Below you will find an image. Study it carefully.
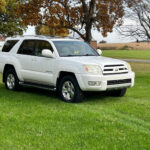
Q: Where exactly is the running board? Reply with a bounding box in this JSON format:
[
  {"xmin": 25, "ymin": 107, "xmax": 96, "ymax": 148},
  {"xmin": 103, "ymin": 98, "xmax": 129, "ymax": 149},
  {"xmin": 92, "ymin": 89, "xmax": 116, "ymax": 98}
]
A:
[{"xmin": 19, "ymin": 82, "xmax": 56, "ymax": 91}]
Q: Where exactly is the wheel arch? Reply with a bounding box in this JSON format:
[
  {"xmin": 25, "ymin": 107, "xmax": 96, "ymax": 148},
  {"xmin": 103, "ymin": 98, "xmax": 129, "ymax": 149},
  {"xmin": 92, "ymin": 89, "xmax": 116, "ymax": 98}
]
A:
[
  {"xmin": 56, "ymin": 71, "xmax": 78, "ymax": 90},
  {"xmin": 3, "ymin": 64, "xmax": 16, "ymax": 82}
]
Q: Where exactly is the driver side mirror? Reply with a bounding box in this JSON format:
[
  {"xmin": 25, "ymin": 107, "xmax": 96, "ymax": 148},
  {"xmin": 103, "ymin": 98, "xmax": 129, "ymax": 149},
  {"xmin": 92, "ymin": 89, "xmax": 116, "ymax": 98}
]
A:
[
  {"xmin": 42, "ymin": 49, "xmax": 54, "ymax": 58},
  {"xmin": 97, "ymin": 49, "xmax": 102, "ymax": 56}
]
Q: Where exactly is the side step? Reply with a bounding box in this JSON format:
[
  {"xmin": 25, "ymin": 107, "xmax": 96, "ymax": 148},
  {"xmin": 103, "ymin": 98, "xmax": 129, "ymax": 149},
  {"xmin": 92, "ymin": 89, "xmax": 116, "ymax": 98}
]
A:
[{"xmin": 19, "ymin": 82, "xmax": 56, "ymax": 91}]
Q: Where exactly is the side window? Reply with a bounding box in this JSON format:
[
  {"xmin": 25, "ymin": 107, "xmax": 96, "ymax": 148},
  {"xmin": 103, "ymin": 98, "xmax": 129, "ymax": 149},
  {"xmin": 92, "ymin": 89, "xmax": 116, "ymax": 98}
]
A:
[
  {"xmin": 2, "ymin": 40, "xmax": 18, "ymax": 52},
  {"xmin": 35, "ymin": 40, "xmax": 53, "ymax": 56},
  {"xmin": 18, "ymin": 40, "xmax": 35, "ymax": 55}
]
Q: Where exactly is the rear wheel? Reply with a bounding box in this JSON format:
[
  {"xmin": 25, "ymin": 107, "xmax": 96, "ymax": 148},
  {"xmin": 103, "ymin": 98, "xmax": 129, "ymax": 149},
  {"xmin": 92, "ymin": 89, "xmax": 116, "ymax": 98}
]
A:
[
  {"xmin": 4, "ymin": 69, "xmax": 20, "ymax": 91},
  {"xmin": 109, "ymin": 88, "xmax": 127, "ymax": 97},
  {"xmin": 58, "ymin": 75, "xmax": 84, "ymax": 103}
]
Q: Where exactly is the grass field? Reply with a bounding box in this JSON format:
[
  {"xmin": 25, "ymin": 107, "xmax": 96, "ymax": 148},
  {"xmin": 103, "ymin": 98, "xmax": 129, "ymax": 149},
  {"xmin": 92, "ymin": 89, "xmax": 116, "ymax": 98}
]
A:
[
  {"xmin": 0, "ymin": 63, "xmax": 150, "ymax": 150},
  {"xmin": 103, "ymin": 50, "xmax": 150, "ymax": 60}
]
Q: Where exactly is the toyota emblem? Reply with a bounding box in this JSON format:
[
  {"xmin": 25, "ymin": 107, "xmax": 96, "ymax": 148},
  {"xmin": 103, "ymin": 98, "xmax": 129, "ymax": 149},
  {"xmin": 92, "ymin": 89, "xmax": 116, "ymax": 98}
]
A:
[{"xmin": 115, "ymin": 68, "xmax": 119, "ymax": 71}]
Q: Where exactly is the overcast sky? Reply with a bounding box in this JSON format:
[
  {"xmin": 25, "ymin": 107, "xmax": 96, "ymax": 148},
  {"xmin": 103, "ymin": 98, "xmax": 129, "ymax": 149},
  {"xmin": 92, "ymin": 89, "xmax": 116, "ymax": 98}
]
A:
[{"xmin": 24, "ymin": 18, "xmax": 135, "ymax": 43}]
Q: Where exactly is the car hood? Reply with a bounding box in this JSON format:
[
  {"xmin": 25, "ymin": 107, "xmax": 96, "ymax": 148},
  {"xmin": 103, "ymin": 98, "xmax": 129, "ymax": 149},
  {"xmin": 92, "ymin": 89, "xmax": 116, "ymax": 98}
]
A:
[{"xmin": 61, "ymin": 56, "xmax": 126, "ymax": 67}]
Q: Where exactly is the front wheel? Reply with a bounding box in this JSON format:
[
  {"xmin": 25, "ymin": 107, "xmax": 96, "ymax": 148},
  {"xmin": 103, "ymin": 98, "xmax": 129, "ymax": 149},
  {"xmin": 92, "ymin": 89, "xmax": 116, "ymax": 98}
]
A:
[
  {"xmin": 58, "ymin": 75, "xmax": 84, "ymax": 103},
  {"xmin": 4, "ymin": 69, "xmax": 20, "ymax": 91},
  {"xmin": 109, "ymin": 88, "xmax": 127, "ymax": 97}
]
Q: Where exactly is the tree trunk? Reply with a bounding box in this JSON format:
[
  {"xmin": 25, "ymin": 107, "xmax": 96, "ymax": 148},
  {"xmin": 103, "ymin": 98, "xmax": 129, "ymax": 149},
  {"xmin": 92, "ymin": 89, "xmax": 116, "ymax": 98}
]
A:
[{"xmin": 85, "ymin": 25, "xmax": 92, "ymax": 43}]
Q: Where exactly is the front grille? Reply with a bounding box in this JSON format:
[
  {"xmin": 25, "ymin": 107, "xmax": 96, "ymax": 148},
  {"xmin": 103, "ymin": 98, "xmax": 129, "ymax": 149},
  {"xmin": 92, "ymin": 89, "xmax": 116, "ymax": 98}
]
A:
[
  {"xmin": 107, "ymin": 79, "xmax": 132, "ymax": 85},
  {"xmin": 105, "ymin": 64, "xmax": 124, "ymax": 67},
  {"xmin": 103, "ymin": 64, "xmax": 128, "ymax": 75}
]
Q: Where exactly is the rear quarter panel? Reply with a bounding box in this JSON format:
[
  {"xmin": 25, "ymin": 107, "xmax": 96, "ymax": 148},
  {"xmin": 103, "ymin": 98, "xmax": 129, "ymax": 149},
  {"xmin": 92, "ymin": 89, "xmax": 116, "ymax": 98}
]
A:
[
  {"xmin": 0, "ymin": 52, "xmax": 5, "ymax": 73},
  {"xmin": 0, "ymin": 52, "xmax": 24, "ymax": 81},
  {"xmin": 0, "ymin": 41, "xmax": 4, "ymax": 51}
]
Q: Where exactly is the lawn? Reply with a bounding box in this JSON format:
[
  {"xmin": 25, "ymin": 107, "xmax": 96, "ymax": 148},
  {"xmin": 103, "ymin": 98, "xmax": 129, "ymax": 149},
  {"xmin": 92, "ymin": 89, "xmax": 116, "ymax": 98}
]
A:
[
  {"xmin": 0, "ymin": 63, "xmax": 150, "ymax": 150},
  {"xmin": 103, "ymin": 50, "xmax": 150, "ymax": 60}
]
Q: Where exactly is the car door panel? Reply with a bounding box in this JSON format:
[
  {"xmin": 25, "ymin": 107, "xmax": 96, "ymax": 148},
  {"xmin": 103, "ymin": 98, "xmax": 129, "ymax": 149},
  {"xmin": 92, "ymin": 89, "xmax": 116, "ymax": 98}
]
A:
[
  {"xmin": 30, "ymin": 56, "xmax": 55, "ymax": 85},
  {"xmin": 17, "ymin": 40, "xmax": 37, "ymax": 82},
  {"xmin": 28, "ymin": 40, "xmax": 55, "ymax": 85}
]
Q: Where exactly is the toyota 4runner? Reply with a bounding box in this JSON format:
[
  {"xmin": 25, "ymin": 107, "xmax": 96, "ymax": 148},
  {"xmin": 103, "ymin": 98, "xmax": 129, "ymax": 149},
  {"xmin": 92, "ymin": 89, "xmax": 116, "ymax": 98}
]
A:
[{"xmin": 0, "ymin": 36, "xmax": 135, "ymax": 103}]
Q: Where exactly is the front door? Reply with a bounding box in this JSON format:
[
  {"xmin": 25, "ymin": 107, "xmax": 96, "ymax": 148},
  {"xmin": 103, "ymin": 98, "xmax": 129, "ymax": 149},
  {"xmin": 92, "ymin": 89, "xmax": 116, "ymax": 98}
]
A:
[{"xmin": 30, "ymin": 40, "xmax": 55, "ymax": 85}]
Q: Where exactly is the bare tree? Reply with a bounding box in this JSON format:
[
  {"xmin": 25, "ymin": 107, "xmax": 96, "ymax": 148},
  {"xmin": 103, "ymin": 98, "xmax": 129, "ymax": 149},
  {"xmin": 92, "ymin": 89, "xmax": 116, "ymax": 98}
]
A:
[{"xmin": 118, "ymin": 0, "xmax": 150, "ymax": 41}]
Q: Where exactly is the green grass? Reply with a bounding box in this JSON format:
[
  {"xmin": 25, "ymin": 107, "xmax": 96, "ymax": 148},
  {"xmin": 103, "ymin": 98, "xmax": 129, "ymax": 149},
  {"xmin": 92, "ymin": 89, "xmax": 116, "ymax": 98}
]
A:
[
  {"xmin": 0, "ymin": 64, "xmax": 150, "ymax": 150},
  {"xmin": 103, "ymin": 50, "xmax": 150, "ymax": 60}
]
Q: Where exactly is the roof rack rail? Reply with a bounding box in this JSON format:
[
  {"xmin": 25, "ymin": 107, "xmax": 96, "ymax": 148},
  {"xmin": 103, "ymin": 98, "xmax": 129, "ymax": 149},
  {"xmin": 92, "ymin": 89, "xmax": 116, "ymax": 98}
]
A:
[
  {"xmin": 36, "ymin": 35, "xmax": 77, "ymax": 39},
  {"xmin": 11, "ymin": 35, "xmax": 46, "ymax": 38},
  {"xmin": 11, "ymin": 35, "xmax": 78, "ymax": 39}
]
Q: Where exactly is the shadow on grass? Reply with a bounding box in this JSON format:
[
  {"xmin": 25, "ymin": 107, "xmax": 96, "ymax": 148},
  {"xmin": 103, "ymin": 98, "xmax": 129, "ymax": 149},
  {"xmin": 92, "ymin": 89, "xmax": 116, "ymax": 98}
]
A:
[
  {"xmin": 0, "ymin": 83, "xmax": 122, "ymax": 104},
  {"xmin": 19, "ymin": 86, "xmax": 61, "ymax": 103},
  {"xmin": 84, "ymin": 91, "xmax": 119, "ymax": 102},
  {"xmin": 22, "ymin": 87, "xmax": 111, "ymax": 103},
  {"xmin": 22, "ymin": 86, "xmax": 58, "ymax": 98},
  {"xmin": 0, "ymin": 84, "xmax": 60, "ymax": 104}
]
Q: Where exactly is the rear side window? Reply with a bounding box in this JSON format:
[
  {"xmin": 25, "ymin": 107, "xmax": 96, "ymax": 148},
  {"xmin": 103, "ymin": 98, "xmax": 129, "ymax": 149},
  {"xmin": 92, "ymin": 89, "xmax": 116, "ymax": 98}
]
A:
[
  {"xmin": 18, "ymin": 40, "xmax": 35, "ymax": 55},
  {"xmin": 35, "ymin": 40, "xmax": 53, "ymax": 56},
  {"xmin": 2, "ymin": 40, "xmax": 18, "ymax": 52}
]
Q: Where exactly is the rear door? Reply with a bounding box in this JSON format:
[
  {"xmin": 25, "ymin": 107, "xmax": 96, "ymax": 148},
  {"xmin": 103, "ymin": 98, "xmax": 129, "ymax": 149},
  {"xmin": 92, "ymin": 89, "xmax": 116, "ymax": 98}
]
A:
[{"xmin": 17, "ymin": 40, "xmax": 36, "ymax": 82}]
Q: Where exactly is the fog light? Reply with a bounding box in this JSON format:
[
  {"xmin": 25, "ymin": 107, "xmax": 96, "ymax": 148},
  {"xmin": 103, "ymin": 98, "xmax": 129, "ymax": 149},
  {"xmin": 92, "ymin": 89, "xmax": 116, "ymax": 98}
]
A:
[{"xmin": 88, "ymin": 81, "xmax": 101, "ymax": 86}]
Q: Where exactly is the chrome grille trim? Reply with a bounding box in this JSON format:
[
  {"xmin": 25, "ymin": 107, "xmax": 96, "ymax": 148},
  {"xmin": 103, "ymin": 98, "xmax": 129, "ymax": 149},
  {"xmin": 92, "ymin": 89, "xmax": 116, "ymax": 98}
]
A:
[{"xmin": 103, "ymin": 64, "xmax": 128, "ymax": 75}]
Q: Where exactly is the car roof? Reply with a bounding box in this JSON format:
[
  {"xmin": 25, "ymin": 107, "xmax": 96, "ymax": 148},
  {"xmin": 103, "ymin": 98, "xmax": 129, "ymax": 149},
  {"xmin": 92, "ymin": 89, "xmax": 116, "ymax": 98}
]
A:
[{"xmin": 5, "ymin": 35, "xmax": 81, "ymax": 42}]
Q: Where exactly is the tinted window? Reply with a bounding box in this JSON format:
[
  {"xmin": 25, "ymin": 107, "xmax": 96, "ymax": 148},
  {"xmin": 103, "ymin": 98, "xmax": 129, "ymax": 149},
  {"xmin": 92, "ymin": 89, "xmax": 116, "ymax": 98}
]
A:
[
  {"xmin": 18, "ymin": 40, "xmax": 35, "ymax": 55},
  {"xmin": 2, "ymin": 40, "xmax": 18, "ymax": 52},
  {"xmin": 35, "ymin": 40, "xmax": 53, "ymax": 56}
]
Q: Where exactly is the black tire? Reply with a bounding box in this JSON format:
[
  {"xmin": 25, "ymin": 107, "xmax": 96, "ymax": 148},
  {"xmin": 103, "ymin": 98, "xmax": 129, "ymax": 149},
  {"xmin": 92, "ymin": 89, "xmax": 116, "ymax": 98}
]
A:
[
  {"xmin": 109, "ymin": 88, "xmax": 127, "ymax": 97},
  {"xmin": 58, "ymin": 75, "xmax": 84, "ymax": 103},
  {"xmin": 4, "ymin": 69, "xmax": 20, "ymax": 91}
]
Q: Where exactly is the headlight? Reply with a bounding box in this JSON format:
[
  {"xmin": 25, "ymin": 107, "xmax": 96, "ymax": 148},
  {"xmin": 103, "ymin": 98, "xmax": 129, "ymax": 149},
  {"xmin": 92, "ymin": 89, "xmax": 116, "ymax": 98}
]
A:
[
  {"xmin": 83, "ymin": 65, "xmax": 101, "ymax": 74},
  {"xmin": 126, "ymin": 63, "xmax": 132, "ymax": 72}
]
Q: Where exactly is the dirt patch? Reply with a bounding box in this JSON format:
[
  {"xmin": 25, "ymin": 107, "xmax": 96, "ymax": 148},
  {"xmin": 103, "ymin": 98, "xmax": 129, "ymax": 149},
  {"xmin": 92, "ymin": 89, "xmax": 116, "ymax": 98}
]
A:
[{"xmin": 98, "ymin": 42, "xmax": 150, "ymax": 50}]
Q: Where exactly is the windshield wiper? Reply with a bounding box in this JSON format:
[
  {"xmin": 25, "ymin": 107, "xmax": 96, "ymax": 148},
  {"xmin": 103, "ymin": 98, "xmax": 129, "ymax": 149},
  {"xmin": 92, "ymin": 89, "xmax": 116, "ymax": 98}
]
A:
[
  {"xmin": 63, "ymin": 55, "xmax": 80, "ymax": 57},
  {"xmin": 82, "ymin": 54, "xmax": 95, "ymax": 56},
  {"xmin": 63, "ymin": 54, "xmax": 95, "ymax": 57}
]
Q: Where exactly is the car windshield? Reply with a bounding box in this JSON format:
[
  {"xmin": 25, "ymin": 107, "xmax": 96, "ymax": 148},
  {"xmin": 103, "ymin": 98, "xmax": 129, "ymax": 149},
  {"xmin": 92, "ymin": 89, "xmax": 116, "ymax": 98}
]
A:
[{"xmin": 53, "ymin": 41, "xmax": 99, "ymax": 57}]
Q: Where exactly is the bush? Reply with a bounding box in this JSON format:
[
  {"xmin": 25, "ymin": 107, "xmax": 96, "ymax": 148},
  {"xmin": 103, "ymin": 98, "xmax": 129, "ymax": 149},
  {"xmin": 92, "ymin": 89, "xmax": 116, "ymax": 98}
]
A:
[
  {"xmin": 98, "ymin": 47, "xmax": 117, "ymax": 50},
  {"xmin": 99, "ymin": 40, "xmax": 107, "ymax": 43},
  {"xmin": 119, "ymin": 45, "xmax": 133, "ymax": 50}
]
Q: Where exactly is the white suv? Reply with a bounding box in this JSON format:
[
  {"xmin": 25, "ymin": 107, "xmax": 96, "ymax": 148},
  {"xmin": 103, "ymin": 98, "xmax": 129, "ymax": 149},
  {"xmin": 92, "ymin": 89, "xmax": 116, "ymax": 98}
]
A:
[{"xmin": 0, "ymin": 36, "xmax": 135, "ymax": 103}]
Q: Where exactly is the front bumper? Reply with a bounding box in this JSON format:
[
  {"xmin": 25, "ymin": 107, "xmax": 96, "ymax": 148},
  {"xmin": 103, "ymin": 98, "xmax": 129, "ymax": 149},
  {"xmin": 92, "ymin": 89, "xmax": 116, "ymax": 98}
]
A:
[{"xmin": 76, "ymin": 72, "xmax": 135, "ymax": 91}]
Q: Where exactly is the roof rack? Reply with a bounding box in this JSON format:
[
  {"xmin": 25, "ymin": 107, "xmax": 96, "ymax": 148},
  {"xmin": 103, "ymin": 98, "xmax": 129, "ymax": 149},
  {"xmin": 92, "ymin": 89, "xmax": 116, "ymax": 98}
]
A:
[
  {"xmin": 11, "ymin": 35, "xmax": 77, "ymax": 39},
  {"xmin": 11, "ymin": 35, "xmax": 46, "ymax": 38}
]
